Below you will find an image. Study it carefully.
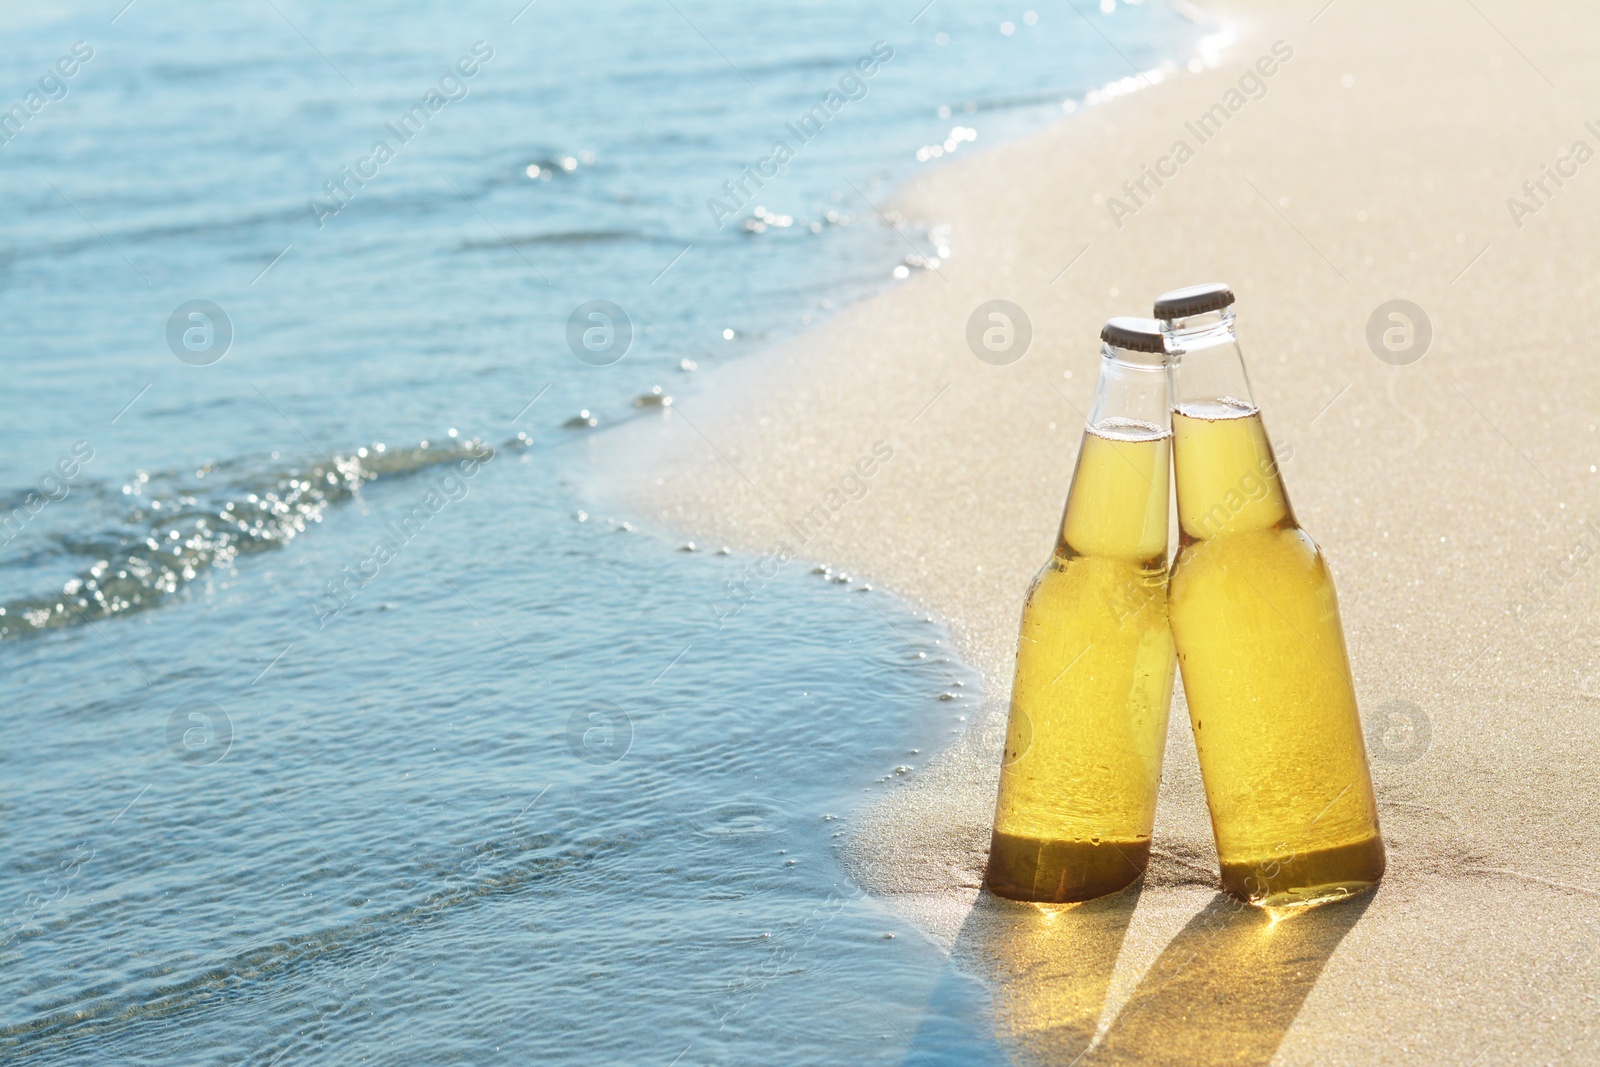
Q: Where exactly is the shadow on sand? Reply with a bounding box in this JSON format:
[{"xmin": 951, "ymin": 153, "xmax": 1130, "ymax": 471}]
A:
[
  {"xmin": 903, "ymin": 885, "xmax": 1143, "ymax": 1065},
  {"xmin": 903, "ymin": 886, "xmax": 1372, "ymax": 1066},
  {"xmin": 1084, "ymin": 891, "xmax": 1372, "ymax": 1066}
]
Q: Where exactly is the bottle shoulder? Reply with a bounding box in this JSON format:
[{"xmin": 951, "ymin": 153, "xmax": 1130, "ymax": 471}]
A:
[{"xmin": 1171, "ymin": 523, "xmax": 1327, "ymax": 578}]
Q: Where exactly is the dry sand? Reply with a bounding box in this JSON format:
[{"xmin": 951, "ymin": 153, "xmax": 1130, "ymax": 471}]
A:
[{"xmin": 591, "ymin": 1, "xmax": 1600, "ymax": 1062}]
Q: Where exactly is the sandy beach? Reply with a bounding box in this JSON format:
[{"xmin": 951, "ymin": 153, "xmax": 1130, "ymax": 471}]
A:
[{"xmin": 593, "ymin": 1, "xmax": 1600, "ymax": 1062}]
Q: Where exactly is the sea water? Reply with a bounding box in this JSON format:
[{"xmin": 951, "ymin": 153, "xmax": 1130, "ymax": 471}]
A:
[{"xmin": 0, "ymin": 2, "xmax": 1203, "ymax": 1060}]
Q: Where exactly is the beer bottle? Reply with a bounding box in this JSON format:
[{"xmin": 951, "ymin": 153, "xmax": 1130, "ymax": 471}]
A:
[
  {"xmin": 986, "ymin": 318, "xmax": 1177, "ymax": 902},
  {"xmin": 1157, "ymin": 283, "xmax": 1385, "ymax": 907}
]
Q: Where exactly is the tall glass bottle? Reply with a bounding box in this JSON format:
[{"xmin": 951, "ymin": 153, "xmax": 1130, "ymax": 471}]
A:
[
  {"xmin": 986, "ymin": 318, "xmax": 1177, "ymax": 903},
  {"xmin": 1156, "ymin": 283, "xmax": 1385, "ymax": 907}
]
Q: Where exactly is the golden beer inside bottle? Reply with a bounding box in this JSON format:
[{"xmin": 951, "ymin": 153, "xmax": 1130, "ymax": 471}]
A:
[
  {"xmin": 987, "ymin": 424, "xmax": 1177, "ymax": 903},
  {"xmin": 1167, "ymin": 404, "xmax": 1384, "ymax": 907}
]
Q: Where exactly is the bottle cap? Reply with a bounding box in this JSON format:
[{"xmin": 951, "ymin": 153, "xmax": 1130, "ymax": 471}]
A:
[
  {"xmin": 1153, "ymin": 282, "xmax": 1235, "ymax": 320},
  {"xmin": 1099, "ymin": 316, "xmax": 1166, "ymax": 353}
]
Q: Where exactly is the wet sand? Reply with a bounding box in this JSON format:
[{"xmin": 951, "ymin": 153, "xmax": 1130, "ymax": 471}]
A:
[{"xmin": 593, "ymin": 1, "xmax": 1600, "ymax": 1062}]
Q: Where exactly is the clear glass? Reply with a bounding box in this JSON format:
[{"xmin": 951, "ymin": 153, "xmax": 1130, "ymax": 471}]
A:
[
  {"xmin": 1162, "ymin": 308, "xmax": 1386, "ymax": 907},
  {"xmin": 986, "ymin": 341, "xmax": 1177, "ymax": 902}
]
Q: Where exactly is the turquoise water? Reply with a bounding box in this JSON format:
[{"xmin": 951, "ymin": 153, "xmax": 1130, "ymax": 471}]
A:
[{"xmin": 1, "ymin": 2, "xmax": 1200, "ymax": 1061}]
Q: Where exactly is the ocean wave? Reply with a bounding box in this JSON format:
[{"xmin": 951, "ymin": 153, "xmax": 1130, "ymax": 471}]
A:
[
  {"xmin": 0, "ymin": 826, "xmax": 567, "ymax": 1052},
  {"xmin": 0, "ymin": 436, "xmax": 502, "ymax": 641},
  {"xmin": 456, "ymin": 228, "xmax": 674, "ymax": 250},
  {"xmin": 7, "ymin": 203, "xmax": 305, "ymax": 262}
]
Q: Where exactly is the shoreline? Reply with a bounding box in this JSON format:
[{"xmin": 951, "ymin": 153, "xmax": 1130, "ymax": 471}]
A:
[{"xmin": 591, "ymin": 1, "xmax": 1600, "ymax": 1062}]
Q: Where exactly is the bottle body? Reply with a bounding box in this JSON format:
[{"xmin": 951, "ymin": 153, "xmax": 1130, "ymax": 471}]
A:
[
  {"xmin": 1165, "ymin": 314, "xmax": 1384, "ymax": 907},
  {"xmin": 987, "ymin": 334, "xmax": 1177, "ymax": 903}
]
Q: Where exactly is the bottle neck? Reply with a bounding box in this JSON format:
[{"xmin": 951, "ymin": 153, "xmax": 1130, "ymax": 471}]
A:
[
  {"xmin": 1163, "ymin": 308, "xmax": 1256, "ymax": 418},
  {"xmin": 1161, "ymin": 312, "xmax": 1295, "ymax": 540},
  {"xmin": 1058, "ymin": 344, "xmax": 1172, "ymax": 563},
  {"xmin": 1086, "ymin": 342, "xmax": 1171, "ymax": 437}
]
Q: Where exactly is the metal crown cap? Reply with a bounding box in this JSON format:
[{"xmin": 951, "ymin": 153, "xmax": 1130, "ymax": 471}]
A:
[
  {"xmin": 1153, "ymin": 282, "xmax": 1235, "ymax": 320},
  {"xmin": 1100, "ymin": 316, "xmax": 1167, "ymax": 354}
]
